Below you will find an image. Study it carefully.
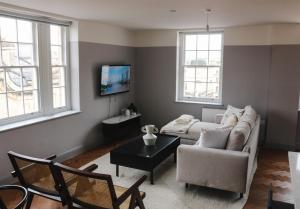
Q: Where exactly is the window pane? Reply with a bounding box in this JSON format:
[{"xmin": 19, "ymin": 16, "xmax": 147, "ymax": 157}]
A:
[
  {"xmin": 52, "ymin": 67, "xmax": 65, "ymax": 87},
  {"xmin": 19, "ymin": 44, "xmax": 34, "ymax": 66},
  {"xmin": 184, "ymin": 67, "xmax": 195, "ymax": 82},
  {"xmin": 184, "ymin": 82, "xmax": 195, "ymax": 97},
  {"xmin": 184, "ymin": 51, "xmax": 196, "ymax": 65},
  {"xmin": 0, "ymin": 93, "xmax": 7, "ymax": 119},
  {"xmin": 208, "ymin": 67, "xmax": 220, "ymax": 83},
  {"xmin": 185, "ymin": 35, "xmax": 197, "ymax": 50},
  {"xmin": 22, "ymin": 68, "xmax": 38, "ymax": 90},
  {"xmin": 17, "ymin": 20, "xmax": 33, "ymax": 43},
  {"xmin": 195, "ymin": 83, "xmax": 207, "ymax": 98},
  {"xmin": 51, "ymin": 45, "xmax": 63, "ymax": 65},
  {"xmin": 209, "ymin": 51, "xmax": 221, "ymax": 66},
  {"xmin": 196, "ymin": 67, "xmax": 207, "ymax": 82},
  {"xmin": 24, "ymin": 90, "xmax": 39, "ymax": 114},
  {"xmin": 6, "ymin": 68, "xmax": 22, "ymax": 92},
  {"xmin": 207, "ymin": 83, "xmax": 219, "ymax": 99},
  {"xmin": 50, "ymin": 25, "xmax": 62, "ymax": 45},
  {"xmin": 0, "ymin": 69, "xmax": 5, "ymax": 93},
  {"xmin": 196, "ymin": 51, "xmax": 208, "ymax": 65},
  {"xmin": 0, "ymin": 17, "xmax": 17, "ymax": 42},
  {"xmin": 7, "ymin": 91, "xmax": 23, "ymax": 117},
  {"xmin": 197, "ymin": 34, "xmax": 209, "ymax": 50},
  {"xmin": 209, "ymin": 34, "xmax": 222, "ymax": 50},
  {"xmin": 53, "ymin": 87, "xmax": 66, "ymax": 108},
  {"xmin": 2, "ymin": 42, "xmax": 18, "ymax": 66}
]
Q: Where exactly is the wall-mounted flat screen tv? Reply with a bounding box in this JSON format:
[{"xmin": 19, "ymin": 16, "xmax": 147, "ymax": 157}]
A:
[{"xmin": 100, "ymin": 65, "xmax": 131, "ymax": 96}]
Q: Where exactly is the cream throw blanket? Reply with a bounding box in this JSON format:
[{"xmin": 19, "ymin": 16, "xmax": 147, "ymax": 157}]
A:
[{"xmin": 160, "ymin": 118, "xmax": 199, "ymax": 134}]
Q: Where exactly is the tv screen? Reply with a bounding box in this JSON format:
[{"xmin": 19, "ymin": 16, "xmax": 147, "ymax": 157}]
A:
[{"xmin": 100, "ymin": 65, "xmax": 131, "ymax": 96}]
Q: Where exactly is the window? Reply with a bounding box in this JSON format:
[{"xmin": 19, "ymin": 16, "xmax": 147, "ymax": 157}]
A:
[
  {"xmin": 0, "ymin": 15, "xmax": 71, "ymax": 125},
  {"xmin": 176, "ymin": 31, "xmax": 224, "ymax": 104}
]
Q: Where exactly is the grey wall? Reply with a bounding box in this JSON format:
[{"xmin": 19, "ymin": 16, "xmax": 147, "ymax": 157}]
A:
[
  {"xmin": 135, "ymin": 47, "xmax": 216, "ymax": 127},
  {"xmin": 297, "ymin": 112, "xmax": 300, "ymax": 150},
  {"xmin": 135, "ymin": 45, "xmax": 300, "ymax": 149},
  {"xmin": 0, "ymin": 42, "xmax": 136, "ymax": 182},
  {"xmin": 266, "ymin": 45, "xmax": 300, "ymax": 148}
]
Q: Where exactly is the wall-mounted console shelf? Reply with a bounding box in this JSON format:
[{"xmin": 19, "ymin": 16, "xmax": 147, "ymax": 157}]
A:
[{"xmin": 102, "ymin": 114, "xmax": 141, "ymax": 139}]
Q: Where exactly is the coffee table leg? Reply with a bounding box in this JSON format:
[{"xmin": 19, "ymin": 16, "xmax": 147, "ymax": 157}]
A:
[
  {"xmin": 150, "ymin": 170, "xmax": 154, "ymax": 185},
  {"xmin": 116, "ymin": 165, "xmax": 119, "ymax": 177}
]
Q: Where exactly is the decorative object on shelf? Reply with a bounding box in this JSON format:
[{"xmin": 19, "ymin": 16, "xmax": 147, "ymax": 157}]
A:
[
  {"xmin": 141, "ymin": 125, "xmax": 159, "ymax": 146},
  {"xmin": 125, "ymin": 109, "xmax": 131, "ymax": 116},
  {"xmin": 128, "ymin": 103, "xmax": 138, "ymax": 113}
]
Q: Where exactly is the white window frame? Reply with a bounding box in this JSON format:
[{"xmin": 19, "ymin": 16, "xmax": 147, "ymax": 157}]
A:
[
  {"xmin": 176, "ymin": 30, "xmax": 224, "ymax": 105},
  {"xmin": 0, "ymin": 16, "xmax": 72, "ymax": 126}
]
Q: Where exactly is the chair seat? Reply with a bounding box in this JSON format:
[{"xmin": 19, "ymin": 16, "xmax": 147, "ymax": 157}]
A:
[
  {"xmin": 115, "ymin": 185, "xmax": 145, "ymax": 209},
  {"xmin": 69, "ymin": 180, "xmax": 145, "ymax": 209}
]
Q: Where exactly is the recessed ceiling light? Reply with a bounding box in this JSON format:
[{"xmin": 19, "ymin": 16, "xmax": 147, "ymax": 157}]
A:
[{"xmin": 170, "ymin": 9, "xmax": 177, "ymax": 13}]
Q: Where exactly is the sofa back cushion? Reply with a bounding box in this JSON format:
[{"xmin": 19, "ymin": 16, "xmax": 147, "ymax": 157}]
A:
[
  {"xmin": 221, "ymin": 105, "xmax": 244, "ymax": 124},
  {"xmin": 197, "ymin": 127, "xmax": 232, "ymax": 149},
  {"xmin": 240, "ymin": 105, "xmax": 257, "ymax": 129},
  {"xmin": 226, "ymin": 121, "xmax": 251, "ymax": 151},
  {"xmin": 222, "ymin": 114, "xmax": 238, "ymax": 128}
]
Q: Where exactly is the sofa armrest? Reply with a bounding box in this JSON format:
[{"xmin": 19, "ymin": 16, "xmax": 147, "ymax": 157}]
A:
[
  {"xmin": 176, "ymin": 145, "xmax": 249, "ymax": 193},
  {"xmin": 215, "ymin": 114, "xmax": 224, "ymax": 124}
]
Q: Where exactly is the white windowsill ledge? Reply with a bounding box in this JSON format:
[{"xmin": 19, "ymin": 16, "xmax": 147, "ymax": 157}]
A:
[
  {"xmin": 175, "ymin": 99, "xmax": 224, "ymax": 106},
  {"xmin": 0, "ymin": 110, "xmax": 82, "ymax": 133}
]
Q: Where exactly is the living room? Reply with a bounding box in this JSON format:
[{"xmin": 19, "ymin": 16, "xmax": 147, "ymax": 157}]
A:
[{"xmin": 0, "ymin": 1, "xmax": 299, "ymax": 209}]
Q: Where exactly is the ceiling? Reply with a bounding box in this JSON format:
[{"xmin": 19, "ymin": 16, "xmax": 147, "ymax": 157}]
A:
[{"xmin": 1, "ymin": 0, "xmax": 300, "ymax": 29}]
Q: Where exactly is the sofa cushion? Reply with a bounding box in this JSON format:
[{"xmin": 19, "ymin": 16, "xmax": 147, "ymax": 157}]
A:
[
  {"xmin": 197, "ymin": 127, "xmax": 232, "ymax": 149},
  {"xmin": 221, "ymin": 105, "xmax": 245, "ymax": 124},
  {"xmin": 240, "ymin": 105, "xmax": 257, "ymax": 129},
  {"xmin": 173, "ymin": 121, "xmax": 222, "ymax": 141},
  {"xmin": 226, "ymin": 121, "xmax": 251, "ymax": 151},
  {"xmin": 222, "ymin": 114, "xmax": 238, "ymax": 128}
]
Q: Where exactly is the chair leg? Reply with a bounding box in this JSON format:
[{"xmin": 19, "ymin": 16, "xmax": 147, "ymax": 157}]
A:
[
  {"xmin": 128, "ymin": 191, "xmax": 137, "ymax": 209},
  {"xmin": 135, "ymin": 191, "xmax": 145, "ymax": 209},
  {"xmin": 25, "ymin": 192, "xmax": 34, "ymax": 209}
]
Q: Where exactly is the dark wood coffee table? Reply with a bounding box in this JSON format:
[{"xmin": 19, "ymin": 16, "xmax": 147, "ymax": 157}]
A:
[{"xmin": 110, "ymin": 134, "xmax": 180, "ymax": 184}]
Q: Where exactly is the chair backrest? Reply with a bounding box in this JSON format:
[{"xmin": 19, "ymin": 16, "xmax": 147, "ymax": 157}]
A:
[
  {"xmin": 54, "ymin": 162, "xmax": 118, "ymax": 209},
  {"xmin": 0, "ymin": 185, "xmax": 28, "ymax": 209},
  {"xmin": 7, "ymin": 151, "xmax": 59, "ymax": 197}
]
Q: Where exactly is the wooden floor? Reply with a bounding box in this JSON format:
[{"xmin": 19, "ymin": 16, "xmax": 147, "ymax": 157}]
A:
[{"xmin": 5, "ymin": 140, "xmax": 293, "ymax": 209}]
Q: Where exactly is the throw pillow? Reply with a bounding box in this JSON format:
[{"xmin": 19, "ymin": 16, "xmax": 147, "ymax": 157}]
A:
[
  {"xmin": 221, "ymin": 105, "xmax": 245, "ymax": 124},
  {"xmin": 197, "ymin": 127, "xmax": 232, "ymax": 149},
  {"xmin": 222, "ymin": 114, "xmax": 238, "ymax": 128},
  {"xmin": 240, "ymin": 105, "xmax": 257, "ymax": 129},
  {"xmin": 226, "ymin": 121, "xmax": 251, "ymax": 151}
]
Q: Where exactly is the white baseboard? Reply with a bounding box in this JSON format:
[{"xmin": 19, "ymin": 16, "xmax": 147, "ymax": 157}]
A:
[{"xmin": 0, "ymin": 144, "xmax": 90, "ymax": 184}]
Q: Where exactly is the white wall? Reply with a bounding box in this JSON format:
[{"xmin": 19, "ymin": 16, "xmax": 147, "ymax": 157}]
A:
[
  {"xmin": 134, "ymin": 24, "xmax": 300, "ymax": 47},
  {"xmin": 78, "ymin": 20, "xmax": 136, "ymax": 46}
]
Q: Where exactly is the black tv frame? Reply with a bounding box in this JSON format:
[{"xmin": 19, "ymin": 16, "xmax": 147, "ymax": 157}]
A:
[{"xmin": 99, "ymin": 64, "xmax": 131, "ymax": 96}]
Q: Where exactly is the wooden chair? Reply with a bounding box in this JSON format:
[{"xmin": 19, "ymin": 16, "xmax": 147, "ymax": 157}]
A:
[
  {"xmin": 267, "ymin": 184, "xmax": 294, "ymax": 209},
  {"xmin": 54, "ymin": 162, "xmax": 147, "ymax": 209},
  {"xmin": 7, "ymin": 151, "xmax": 98, "ymax": 209},
  {"xmin": 0, "ymin": 185, "xmax": 28, "ymax": 209}
]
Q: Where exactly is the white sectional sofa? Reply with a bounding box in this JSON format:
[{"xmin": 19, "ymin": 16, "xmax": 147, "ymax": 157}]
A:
[{"xmin": 161, "ymin": 106, "xmax": 260, "ymax": 196}]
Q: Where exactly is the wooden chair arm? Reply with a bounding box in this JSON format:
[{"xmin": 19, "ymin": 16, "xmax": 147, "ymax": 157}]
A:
[
  {"xmin": 64, "ymin": 164, "xmax": 99, "ymax": 186},
  {"xmin": 11, "ymin": 154, "xmax": 57, "ymax": 177},
  {"xmin": 116, "ymin": 175, "xmax": 147, "ymax": 205},
  {"xmin": 82, "ymin": 164, "xmax": 98, "ymax": 172}
]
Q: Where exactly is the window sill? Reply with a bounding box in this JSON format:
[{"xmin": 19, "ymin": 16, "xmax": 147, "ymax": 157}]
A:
[
  {"xmin": 175, "ymin": 99, "xmax": 224, "ymax": 106},
  {"xmin": 0, "ymin": 110, "xmax": 82, "ymax": 133}
]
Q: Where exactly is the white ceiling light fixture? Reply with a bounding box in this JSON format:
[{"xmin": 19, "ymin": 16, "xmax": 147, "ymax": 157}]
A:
[{"xmin": 205, "ymin": 9, "xmax": 212, "ymax": 32}]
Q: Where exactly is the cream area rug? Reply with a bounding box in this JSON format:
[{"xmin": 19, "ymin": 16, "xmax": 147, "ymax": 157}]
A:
[{"xmin": 82, "ymin": 153, "xmax": 256, "ymax": 209}]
